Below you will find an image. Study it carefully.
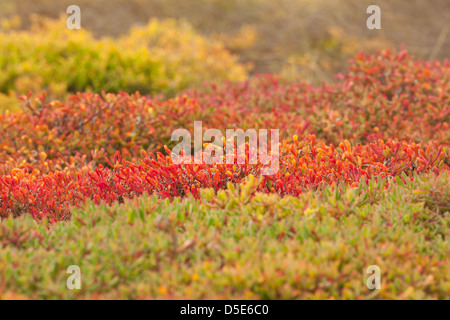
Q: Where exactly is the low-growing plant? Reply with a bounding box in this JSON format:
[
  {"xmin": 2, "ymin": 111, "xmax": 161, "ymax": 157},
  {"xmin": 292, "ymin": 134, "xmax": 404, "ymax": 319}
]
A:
[
  {"xmin": 0, "ymin": 50, "xmax": 448, "ymax": 170},
  {"xmin": 0, "ymin": 133, "xmax": 447, "ymax": 222}
]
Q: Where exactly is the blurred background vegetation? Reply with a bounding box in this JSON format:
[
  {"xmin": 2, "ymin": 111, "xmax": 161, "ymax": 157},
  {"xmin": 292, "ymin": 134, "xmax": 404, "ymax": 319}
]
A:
[
  {"xmin": 0, "ymin": 16, "xmax": 247, "ymax": 99},
  {"xmin": 1, "ymin": 0, "xmax": 448, "ymax": 80}
]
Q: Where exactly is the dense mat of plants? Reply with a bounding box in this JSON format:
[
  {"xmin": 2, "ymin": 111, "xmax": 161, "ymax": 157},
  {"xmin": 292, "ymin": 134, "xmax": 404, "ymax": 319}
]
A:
[
  {"xmin": 0, "ymin": 173, "xmax": 448, "ymax": 299},
  {"xmin": 0, "ymin": 49, "xmax": 449, "ymax": 299},
  {"xmin": 0, "ymin": 17, "xmax": 247, "ymax": 111},
  {"xmin": 0, "ymin": 134, "xmax": 447, "ymax": 222},
  {"xmin": 0, "ymin": 50, "xmax": 448, "ymax": 223}
]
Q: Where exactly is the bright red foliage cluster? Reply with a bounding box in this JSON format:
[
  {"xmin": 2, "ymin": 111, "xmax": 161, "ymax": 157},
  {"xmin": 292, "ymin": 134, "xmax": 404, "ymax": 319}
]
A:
[
  {"xmin": 1, "ymin": 134, "xmax": 448, "ymax": 222},
  {"xmin": 0, "ymin": 49, "xmax": 449, "ymax": 222}
]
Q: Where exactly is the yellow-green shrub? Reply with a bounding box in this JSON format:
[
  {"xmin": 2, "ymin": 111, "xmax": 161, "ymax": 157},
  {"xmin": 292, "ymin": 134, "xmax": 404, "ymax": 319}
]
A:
[
  {"xmin": 0, "ymin": 16, "xmax": 248, "ymax": 112},
  {"xmin": 123, "ymin": 19, "xmax": 249, "ymax": 96}
]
